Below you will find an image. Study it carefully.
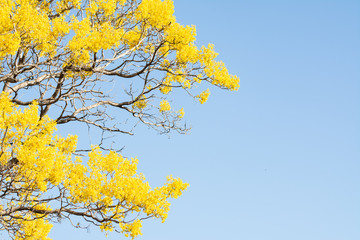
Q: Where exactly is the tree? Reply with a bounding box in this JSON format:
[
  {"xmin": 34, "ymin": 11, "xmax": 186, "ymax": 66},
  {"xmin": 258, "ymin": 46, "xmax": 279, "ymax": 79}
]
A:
[{"xmin": 0, "ymin": 0, "xmax": 239, "ymax": 239}]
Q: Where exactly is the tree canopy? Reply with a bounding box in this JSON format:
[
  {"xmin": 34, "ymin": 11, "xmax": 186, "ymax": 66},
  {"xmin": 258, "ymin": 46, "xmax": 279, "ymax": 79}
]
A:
[{"xmin": 0, "ymin": 0, "xmax": 239, "ymax": 239}]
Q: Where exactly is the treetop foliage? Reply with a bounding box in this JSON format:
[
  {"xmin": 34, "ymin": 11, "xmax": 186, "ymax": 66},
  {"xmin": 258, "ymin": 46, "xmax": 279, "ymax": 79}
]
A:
[{"xmin": 0, "ymin": 0, "xmax": 239, "ymax": 135}]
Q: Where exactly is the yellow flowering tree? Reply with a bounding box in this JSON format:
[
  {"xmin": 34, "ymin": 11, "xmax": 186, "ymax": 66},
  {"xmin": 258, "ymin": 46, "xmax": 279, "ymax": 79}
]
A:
[{"xmin": 0, "ymin": 0, "xmax": 239, "ymax": 239}]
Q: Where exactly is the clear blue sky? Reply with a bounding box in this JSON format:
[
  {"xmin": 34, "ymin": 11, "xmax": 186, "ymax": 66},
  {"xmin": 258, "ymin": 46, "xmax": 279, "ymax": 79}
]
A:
[{"xmin": 49, "ymin": 0, "xmax": 360, "ymax": 239}]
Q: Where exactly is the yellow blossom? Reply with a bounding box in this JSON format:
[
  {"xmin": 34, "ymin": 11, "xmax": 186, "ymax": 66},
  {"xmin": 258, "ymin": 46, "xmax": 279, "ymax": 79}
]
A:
[
  {"xmin": 159, "ymin": 100, "xmax": 171, "ymax": 112},
  {"xmin": 197, "ymin": 89, "xmax": 210, "ymax": 104},
  {"xmin": 178, "ymin": 108, "xmax": 185, "ymax": 118}
]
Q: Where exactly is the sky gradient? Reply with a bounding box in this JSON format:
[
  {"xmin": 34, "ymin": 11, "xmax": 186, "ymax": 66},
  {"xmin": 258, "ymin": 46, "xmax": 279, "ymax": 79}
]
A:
[{"xmin": 48, "ymin": 1, "xmax": 360, "ymax": 239}]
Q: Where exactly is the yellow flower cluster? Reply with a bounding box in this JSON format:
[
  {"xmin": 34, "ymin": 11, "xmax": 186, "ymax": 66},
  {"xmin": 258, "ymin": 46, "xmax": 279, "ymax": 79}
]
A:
[
  {"xmin": 0, "ymin": 93, "xmax": 188, "ymax": 239},
  {"xmin": 160, "ymin": 69, "xmax": 189, "ymax": 94},
  {"xmin": 200, "ymin": 45, "xmax": 239, "ymax": 90},
  {"xmin": 15, "ymin": 217, "xmax": 52, "ymax": 240},
  {"xmin": 68, "ymin": 18, "xmax": 124, "ymax": 65},
  {"xmin": 159, "ymin": 100, "xmax": 171, "ymax": 112},
  {"xmin": 0, "ymin": 93, "xmax": 73, "ymax": 192},
  {"xmin": 86, "ymin": 0, "xmax": 119, "ymax": 16},
  {"xmin": 123, "ymin": 26, "xmax": 142, "ymax": 49},
  {"xmin": 0, "ymin": 0, "xmax": 20, "ymax": 56},
  {"xmin": 197, "ymin": 89, "xmax": 210, "ymax": 104},
  {"xmin": 133, "ymin": 95, "xmax": 148, "ymax": 110},
  {"xmin": 136, "ymin": 0, "xmax": 175, "ymax": 29},
  {"xmin": 178, "ymin": 108, "xmax": 185, "ymax": 118},
  {"xmin": 120, "ymin": 219, "xmax": 142, "ymax": 238},
  {"xmin": 159, "ymin": 77, "xmax": 173, "ymax": 94},
  {"xmin": 0, "ymin": 0, "xmax": 73, "ymax": 57}
]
